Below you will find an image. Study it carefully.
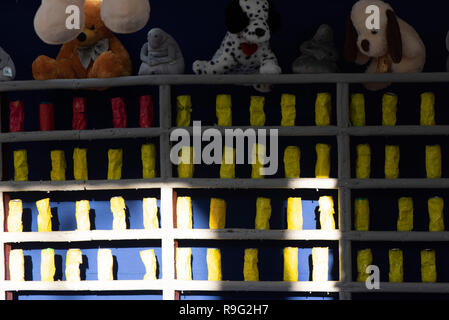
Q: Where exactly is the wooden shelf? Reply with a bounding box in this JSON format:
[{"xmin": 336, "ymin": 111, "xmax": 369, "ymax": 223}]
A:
[
  {"xmin": 1, "ymin": 73, "xmax": 449, "ymax": 93},
  {"xmin": 0, "ymin": 128, "xmax": 163, "ymax": 143},
  {"xmin": 0, "ymin": 230, "xmax": 164, "ymax": 243},
  {"xmin": 0, "ymin": 178, "xmax": 340, "ymax": 192},
  {"xmin": 1, "ymin": 280, "xmax": 163, "ymax": 292},
  {"xmin": 347, "ymin": 231, "xmax": 449, "ymax": 242},
  {"xmin": 173, "ymin": 229, "xmax": 341, "ymax": 241}
]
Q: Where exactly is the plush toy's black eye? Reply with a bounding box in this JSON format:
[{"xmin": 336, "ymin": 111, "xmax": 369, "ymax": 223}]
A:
[
  {"xmin": 371, "ymin": 29, "xmax": 378, "ymax": 35},
  {"xmin": 89, "ymin": 25, "xmax": 95, "ymax": 30}
]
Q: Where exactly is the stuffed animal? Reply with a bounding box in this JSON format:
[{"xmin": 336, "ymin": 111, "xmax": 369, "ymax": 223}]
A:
[
  {"xmin": 32, "ymin": 0, "xmax": 132, "ymax": 80},
  {"xmin": 0, "ymin": 47, "xmax": 15, "ymax": 81},
  {"xmin": 192, "ymin": 0, "xmax": 281, "ymax": 92},
  {"xmin": 34, "ymin": 0, "xmax": 150, "ymax": 45},
  {"xmin": 344, "ymin": 0, "xmax": 426, "ymax": 91},
  {"xmin": 292, "ymin": 24, "xmax": 339, "ymax": 74},
  {"xmin": 139, "ymin": 28, "xmax": 185, "ymax": 75}
]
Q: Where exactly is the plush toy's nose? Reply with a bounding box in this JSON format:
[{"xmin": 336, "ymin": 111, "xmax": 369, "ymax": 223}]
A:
[
  {"xmin": 361, "ymin": 39, "xmax": 370, "ymax": 52},
  {"xmin": 255, "ymin": 28, "xmax": 266, "ymax": 37},
  {"xmin": 77, "ymin": 32, "xmax": 87, "ymax": 42}
]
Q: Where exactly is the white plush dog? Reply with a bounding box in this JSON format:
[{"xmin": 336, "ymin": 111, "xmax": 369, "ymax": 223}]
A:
[
  {"xmin": 345, "ymin": 0, "xmax": 426, "ymax": 91},
  {"xmin": 193, "ymin": 0, "xmax": 281, "ymax": 92}
]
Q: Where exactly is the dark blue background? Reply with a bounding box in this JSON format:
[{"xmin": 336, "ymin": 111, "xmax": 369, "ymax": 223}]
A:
[{"xmin": 1, "ymin": 0, "xmax": 449, "ymax": 300}]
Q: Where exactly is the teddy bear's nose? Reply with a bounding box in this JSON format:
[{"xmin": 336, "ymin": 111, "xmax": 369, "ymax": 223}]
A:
[
  {"xmin": 361, "ymin": 39, "xmax": 370, "ymax": 52},
  {"xmin": 77, "ymin": 32, "xmax": 87, "ymax": 42}
]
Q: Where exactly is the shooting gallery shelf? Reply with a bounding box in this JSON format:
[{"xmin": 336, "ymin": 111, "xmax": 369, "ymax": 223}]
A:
[
  {"xmin": 1, "ymin": 73, "xmax": 449, "ymax": 92},
  {"xmin": 2, "ymin": 125, "xmax": 449, "ymax": 143},
  {"xmin": 1, "ymin": 178, "xmax": 449, "ymax": 192},
  {"xmin": 5, "ymin": 280, "xmax": 449, "ymax": 294},
  {"xmin": 0, "ymin": 229, "xmax": 342, "ymax": 243},
  {"xmin": 0, "ymin": 128, "xmax": 164, "ymax": 143},
  {"xmin": 2, "ymin": 71, "xmax": 449, "ymax": 301},
  {"xmin": 0, "ymin": 178, "xmax": 340, "ymax": 192}
]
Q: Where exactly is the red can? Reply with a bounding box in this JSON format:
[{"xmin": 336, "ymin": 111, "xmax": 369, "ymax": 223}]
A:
[
  {"xmin": 39, "ymin": 103, "xmax": 55, "ymax": 131},
  {"xmin": 73, "ymin": 97, "xmax": 87, "ymax": 130},
  {"xmin": 9, "ymin": 100, "xmax": 25, "ymax": 132},
  {"xmin": 111, "ymin": 97, "xmax": 127, "ymax": 128},
  {"xmin": 140, "ymin": 95, "xmax": 154, "ymax": 128}
]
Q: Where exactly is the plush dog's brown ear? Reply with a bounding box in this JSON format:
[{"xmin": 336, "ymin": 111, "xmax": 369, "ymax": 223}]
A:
[
  {"xmin": 344, "ymin": 15, "xmax": 358, "ymax": 62},
  {"xmin": 386, "ymin": 9, "xmax": 403, "ymax": 64}
]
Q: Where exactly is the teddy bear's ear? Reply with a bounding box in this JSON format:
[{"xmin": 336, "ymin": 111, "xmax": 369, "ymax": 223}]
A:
[
  {"xmin": 101, "ymin": 0, "xmax": 150, "ymax": 34},
  {"xmin": 34, "ymin": 0, "xmax": 86, "ymax": 45}
]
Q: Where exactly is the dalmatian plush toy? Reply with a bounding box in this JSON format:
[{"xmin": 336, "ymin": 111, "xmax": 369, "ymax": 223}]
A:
[{"xmin": 192, "ymin": 0, "xmax": 281, "ymax": 92}]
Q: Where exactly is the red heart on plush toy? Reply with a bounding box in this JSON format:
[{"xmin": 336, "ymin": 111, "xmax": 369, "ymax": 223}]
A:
[{"xmin": 241, "ymin": 43, "xmax": 258, "ymax": 57}]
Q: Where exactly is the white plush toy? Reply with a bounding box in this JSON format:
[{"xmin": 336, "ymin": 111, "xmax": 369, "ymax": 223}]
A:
[
  {"xmin": 192, "ymin": 0, "xmax": 281, "ymax": 92},
  {"xmin": 139, "ymin": 28, "xmax": 184, "ymax": 75},
  {"xmin": 34, "ymin": 0, "xmax": 150, "ymax": 45},
  {"xmin": 345, "ymin": 0, "xmax": 426, "ymax": 91}
]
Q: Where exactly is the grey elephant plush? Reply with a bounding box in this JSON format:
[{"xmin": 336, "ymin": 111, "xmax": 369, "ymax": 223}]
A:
[
  {"xmin": 0, "ymin": 47, "xmax": 15, "ymax": 81},
  {"xmin": 138, "ymin": 28, "xmax": 185, "ymax": 75},
  {"xmin": 292, "ymin": 24, "xmax": 339, "ymax": 74}
]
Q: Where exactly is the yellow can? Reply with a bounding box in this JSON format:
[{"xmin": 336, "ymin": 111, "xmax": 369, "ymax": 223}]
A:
[
  {"xmin": 207, "ymin": 248, "xmax": 222, "ymax": 281},
  {"xmin": 356, "ymin": 144, "xmax": 371, "ymax": 179},
  {"xmin": 73, "ymin": 148, "xmax": 88, "ymax": 180},
  {"xmin": 250, "ymin": 96, "xmax": 266, "ymax": 126},
  {"xmin": 426, "ymin": 145, "xmax": 442, "ymax": 179},
  {"xmin": 216, "ymin": 94, "xmax": 232, "ymax": 126},
  {"xmin": 315, "ymin": 92, "xmax": 332, "ymax": 126},
  {"xmin": 243, "ymin": 249, "xmax": 259, "ymax": 281},
  {"xmin": 176, "ymin": 95, "xmax": 192, "ymax": 127},
  {"xmin": 209, "ymin": 198, "xmax": 226, "ymax": 230},
  {"xmin": 281, "ymin": 94, "xmax": 296, "ymax": 127},
  {"xmin": 107, "ymin": 149, "xmax": 123, "ymax": 180},
  {"xmin": 350, "ymin": 93, "xmax": 366, "ymax": 127},
  {"xmin": 357, "ymin": 249, "xmax": 373, "ymax": 282},
  {"xmin": 14, "ymin": 150, "xmax": 28, "ymax": 181},
  {"xmin": 420, "ymin": 92, "xmax": 436, "ymax": 126},
  {"xmin": 283, "ymin": 146, "xmax": 300, "ymax": 178},
  {"xmin": 385, "ymin": 145, "xmax": 400, "ymax": 179},
  {"xmin": 397, "ymin": 197, "xmax": 413, "ymax": 232},
  {"xmin": 382, "ymin": 93, "xmax": 398, "ymax": 126},
  {"xmin": 255, "ymin": 197, "xmax": 271, "ymax": 230},
  {"xmin": 50, "ymin": 150, "xmax": 66, "ymax": 181}
]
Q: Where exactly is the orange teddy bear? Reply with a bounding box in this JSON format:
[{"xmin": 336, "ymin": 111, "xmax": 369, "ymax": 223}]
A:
[{"xmin": 32, "ymin": 0, "xmax": 132, "ymax": 80}]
